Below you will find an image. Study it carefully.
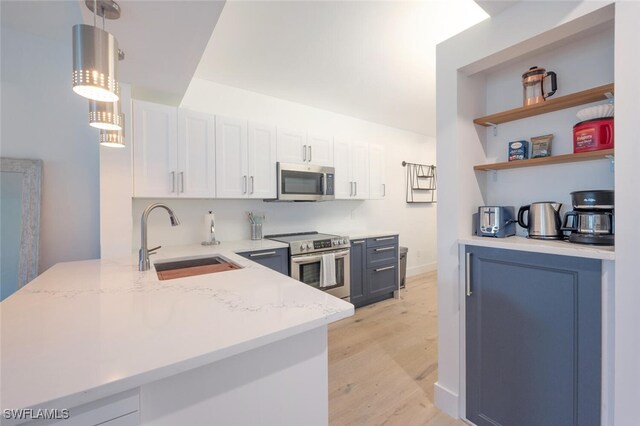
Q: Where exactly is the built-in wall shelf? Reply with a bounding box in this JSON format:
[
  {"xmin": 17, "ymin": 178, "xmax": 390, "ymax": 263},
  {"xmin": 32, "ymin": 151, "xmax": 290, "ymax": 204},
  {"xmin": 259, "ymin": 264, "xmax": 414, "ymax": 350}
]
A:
[
  {"xmin": 474, "ymin": 149, "xmax": 614, "ymax": 171},
  {"xmin": 473, "ymin": 83, "xmax": 614, "ymax": 127}
]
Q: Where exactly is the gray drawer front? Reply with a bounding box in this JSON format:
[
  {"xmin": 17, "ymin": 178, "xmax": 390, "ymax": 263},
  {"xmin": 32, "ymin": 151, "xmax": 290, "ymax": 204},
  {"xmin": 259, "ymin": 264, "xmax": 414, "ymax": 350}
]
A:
[
  {"xmin": 366, "ymin": 235, "xmax": 398, "ymax": 248},
  {"xmin": 238, "ymin": 248, "xmax": 289, "ymax": 275},
  {"xmin": 366, "ymin": 245, "xmax": 398, "ymax": 267},
  {"xmin": 367, "ymin": 264, "xmax": 398, "ymax": 296}
]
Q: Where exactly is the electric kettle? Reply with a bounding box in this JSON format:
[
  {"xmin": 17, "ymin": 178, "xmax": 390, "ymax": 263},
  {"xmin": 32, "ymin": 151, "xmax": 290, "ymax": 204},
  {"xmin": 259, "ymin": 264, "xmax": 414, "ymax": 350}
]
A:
[
  {"xmin": 517, "ymin": 202, "xmax": 563, "ymax": 239},
  {"xmin": 522, "ymin": 66, "xmax": 557, "ymax": 106}
]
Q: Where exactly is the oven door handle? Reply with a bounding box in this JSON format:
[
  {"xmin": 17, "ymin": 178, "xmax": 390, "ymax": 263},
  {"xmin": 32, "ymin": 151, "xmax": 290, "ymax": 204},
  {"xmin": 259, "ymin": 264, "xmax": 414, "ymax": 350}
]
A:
[{"xmin": 290, "ymin": 249, "xmax": 350, "ymax": 264}]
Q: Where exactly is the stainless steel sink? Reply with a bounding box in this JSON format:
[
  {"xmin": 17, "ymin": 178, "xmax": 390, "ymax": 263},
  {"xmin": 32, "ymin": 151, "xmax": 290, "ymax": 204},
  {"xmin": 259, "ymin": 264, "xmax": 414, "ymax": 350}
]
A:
[{"xmin": 154, "ymin": 255, "xmax": 242, "ymax": 280}]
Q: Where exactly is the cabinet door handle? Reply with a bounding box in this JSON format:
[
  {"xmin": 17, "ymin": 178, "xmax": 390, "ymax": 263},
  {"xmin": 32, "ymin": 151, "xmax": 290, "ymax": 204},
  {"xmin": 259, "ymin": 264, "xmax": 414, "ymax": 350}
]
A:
[
  {"xmin": 303, "ymin": 145, "xmax": 307, "ymax": 162},
  {"xmin": 375, "ymin": 236, "xmax": 395, "ymax": 241},
  {"xmin": 308, "ymin": 146, "xmax": 312, "ymax": 162},
  {"xmin": 375, "ymin": 246, "xmax": 395, "ymax": 252},
  {"xmin": 350, "ymin": 181, "xmax": 353, "ymax": 196},
  {"xmin": 170, "ymin": 171, "xmax": 176, "ymax": 193},
  {"xmin": 352, "ymin": 240, "xmax": 364, "ymax": 244},
  {"xmin": 355, "ymin": 181, "xmax": 357, "ymax": 196},
  {"xmin": 180, "ymin": 172, "xmax": 185, "ymax": 193},
  {"xmin": 250, "ymin": 176, "xmax": 254, "ymax": 194},
  {"xmin": 382, "ymin": 183, "xmax": 386, "ymax": 197},
  {"xmin": 249, "ymin": 251, "xmax": 276, "ymax": 257},
  {"xmin": 243, "ymin": 175, "xmax": 247, "ymax": 194},
  {"xmin": 465, "ymin": 252, "xmax": 472, "ymax": 297},
  {"xmin": 375, "ymin": 265, "xmax": 395, "ymax": 272}
]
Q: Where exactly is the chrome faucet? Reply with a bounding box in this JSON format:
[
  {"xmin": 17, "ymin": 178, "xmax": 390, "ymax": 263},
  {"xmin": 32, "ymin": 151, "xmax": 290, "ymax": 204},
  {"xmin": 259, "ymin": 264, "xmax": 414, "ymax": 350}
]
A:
[{"xmin": 139, "ymin": 203, "xmax": 180, "ymax": 271}]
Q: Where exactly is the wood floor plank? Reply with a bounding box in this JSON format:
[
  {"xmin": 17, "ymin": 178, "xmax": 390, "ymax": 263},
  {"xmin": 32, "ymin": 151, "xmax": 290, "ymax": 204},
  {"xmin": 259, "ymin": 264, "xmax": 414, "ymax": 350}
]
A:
[{"xmin": 328, "ymin": 272, "xmax": 465, "ymax": 426}]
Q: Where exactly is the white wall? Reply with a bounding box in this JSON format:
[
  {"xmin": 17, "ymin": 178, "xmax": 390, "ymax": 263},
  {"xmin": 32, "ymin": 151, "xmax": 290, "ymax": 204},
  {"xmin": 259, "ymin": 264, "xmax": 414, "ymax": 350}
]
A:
[
  {"xmin": 1, "ymin": 26, "xmax": 100, "ymax": 273},
  {"xmin": 613, "ymin": 2, "xmax": 640, "ymax": 424},
  {"xmin": 129, "ymin": 79, "xmax": 437, "ymax": 275},
  {"xmin": 435, "ymin": 0, "xmax": 616, "ymax": 418}
]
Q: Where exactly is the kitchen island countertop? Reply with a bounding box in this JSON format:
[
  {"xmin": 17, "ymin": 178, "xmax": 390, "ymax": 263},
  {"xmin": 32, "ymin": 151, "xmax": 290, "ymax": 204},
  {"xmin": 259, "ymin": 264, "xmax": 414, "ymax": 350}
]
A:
[{"xmin": 0, "ymin": 240, "xmax": 353, "ymax": 412}]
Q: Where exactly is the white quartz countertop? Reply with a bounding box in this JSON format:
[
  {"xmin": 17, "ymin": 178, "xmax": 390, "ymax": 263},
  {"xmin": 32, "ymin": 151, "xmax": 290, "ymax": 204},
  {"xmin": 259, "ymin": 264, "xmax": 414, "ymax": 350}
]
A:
[
  {"xmin": 0, "ymin": 240, "xmax": 353, "ymax": 412},
  {"xmin": 337, "ymin": 230, "xmax": 399, "ymax": 241},
  {"xmin": 459, "ymin": 235, "xmax": 615, "ymax": 260}
]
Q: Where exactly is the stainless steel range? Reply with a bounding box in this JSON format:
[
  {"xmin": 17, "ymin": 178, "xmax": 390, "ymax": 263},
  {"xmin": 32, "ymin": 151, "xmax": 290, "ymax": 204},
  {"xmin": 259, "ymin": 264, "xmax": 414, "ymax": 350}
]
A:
[{"xmin": 266, "ymin": 232, "xmax": 350, "ymax": 300}]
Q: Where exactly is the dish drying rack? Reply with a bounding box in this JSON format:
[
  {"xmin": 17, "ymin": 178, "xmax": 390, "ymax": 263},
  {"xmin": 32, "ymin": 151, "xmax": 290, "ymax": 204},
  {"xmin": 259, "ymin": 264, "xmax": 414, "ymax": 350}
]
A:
[{"xmin": 402, "ymin": 161, "xmax": 436, "ymax": 204}]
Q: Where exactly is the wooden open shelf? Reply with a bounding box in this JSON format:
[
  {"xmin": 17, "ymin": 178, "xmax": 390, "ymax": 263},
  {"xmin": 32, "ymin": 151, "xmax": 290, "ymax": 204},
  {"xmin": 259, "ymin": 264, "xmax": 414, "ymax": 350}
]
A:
[
  {"xmin": 473, "ymin": 83, "xmax": 614, "ymax": 127},
  {"xmin": 474, "ymin": 149, "xmax": 614, "ymax": 171}
]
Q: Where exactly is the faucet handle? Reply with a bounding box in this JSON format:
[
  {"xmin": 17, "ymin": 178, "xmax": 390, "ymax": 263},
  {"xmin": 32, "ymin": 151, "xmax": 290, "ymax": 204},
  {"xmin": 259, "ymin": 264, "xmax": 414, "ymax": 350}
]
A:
[{"xmin": 148, "ymin": 245, "xmax": 161, "ymax": 255}]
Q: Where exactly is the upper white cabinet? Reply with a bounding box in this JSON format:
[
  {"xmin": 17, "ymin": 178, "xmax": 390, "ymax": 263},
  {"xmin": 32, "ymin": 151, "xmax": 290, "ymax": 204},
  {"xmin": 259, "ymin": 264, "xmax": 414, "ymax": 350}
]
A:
[
  {"xmin": 334, "ymin": 139, "xmax": 369, "ymax": 200},
  {"xmin": 133, "ymin": 100, "xmax": 178, "ymax": 198},
  {"xmin": 277, "ymin": 128, "xmax": 334, "ymax": 166},
  {"xmin": 216, "ymin": 117, "xmax": 277, "ymax": 199},
  {"xmin": 216, "ymin": 116, "xmax": 248, "ymax": 198},
  {"xmin": 133, "ymin": 101, "xmax": 216, "ymax": 198},
  {"xmin": 368, "ymin": 143, "xmax": 386, "ymax": 199},
  {"xmin": 307, "ymin": 133, "xmax": 334, "ymax": 166},
  {"xmin": 178, "ymin": 110, "xmax": 216, "ymax": 198},
  {"xmin": 277, "ymin": 128, "xmax": 307, "ymax": 164},
  {"xmin": 247, "ymin": 122, "xmax": 277, "ymax": 199}
]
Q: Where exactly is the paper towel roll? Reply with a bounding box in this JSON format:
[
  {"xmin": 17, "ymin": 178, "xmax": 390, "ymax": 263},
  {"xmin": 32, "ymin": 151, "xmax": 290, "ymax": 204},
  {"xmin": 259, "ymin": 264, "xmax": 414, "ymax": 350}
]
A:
[{"xmin": 204, "ymin": 212, "xmax": 215, "ymax": 242}]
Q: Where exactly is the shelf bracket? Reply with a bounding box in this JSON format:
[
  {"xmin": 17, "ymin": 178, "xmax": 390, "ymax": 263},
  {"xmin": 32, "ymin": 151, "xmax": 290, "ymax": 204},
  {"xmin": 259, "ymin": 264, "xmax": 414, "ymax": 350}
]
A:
[
  {"xmin": 605, "ymin": 154, "xmax": 615, "ymax": 172},
  {"xmin": 604, "ymin": 92, "xmax": 614, "ymax": 101},
  {"xmin": 485, "ymin": 122, "xmax": 498, "ymax": 136}
]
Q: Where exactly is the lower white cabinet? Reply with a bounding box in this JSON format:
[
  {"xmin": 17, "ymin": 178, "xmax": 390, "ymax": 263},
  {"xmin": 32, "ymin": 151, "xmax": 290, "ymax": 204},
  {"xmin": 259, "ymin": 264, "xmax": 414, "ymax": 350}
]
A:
[
  {"xmin": 216, "ymin": 116, "xmax": 277, "ymax": 199},
  {"xmin": 368, "ymin": 143, "xmax": 386, "ymax": 199},
  {"xmin": 334, "ymin": 139, "xmax": 369, "ymax": 200}
]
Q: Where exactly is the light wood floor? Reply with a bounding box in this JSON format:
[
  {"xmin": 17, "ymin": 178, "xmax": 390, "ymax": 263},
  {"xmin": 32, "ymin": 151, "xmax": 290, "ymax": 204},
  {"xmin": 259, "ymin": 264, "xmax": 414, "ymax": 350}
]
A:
[{"xmin": 328, "ymin": 271, "xmax": 465, "ymax": 426}]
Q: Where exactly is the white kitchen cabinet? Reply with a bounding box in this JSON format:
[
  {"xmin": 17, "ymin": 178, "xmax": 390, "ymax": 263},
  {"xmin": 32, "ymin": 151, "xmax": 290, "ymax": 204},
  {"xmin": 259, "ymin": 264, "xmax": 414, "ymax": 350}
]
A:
[
  {"xmin": 277, "ymin": 128, "xmax": 307, "ymax": 164},
  {"xmin": 368, "ymin": 143, "xmax": 386, "ymax": 199},
  {"xmin": 333, "ymin": 139, "xmax": 369, "ymax": 200},
  {"xmin": 247, "ymin": 122, "xmax": 277, "ymax": 198},
  {"xmin": 307, "ymin": 133, "xmax": 334, "ymax": 166},
  {"xmin": 133, "ymin": 100, "xmax": 178, "ymax": 197},
  {"xmin": 133, "ymin": 101, "xmax": 215, "ymax": 198},
  {"xmin": 216, "ymin": 116, "xmax": 248, "ymax": 198},
  {"xmin": 178, "ymin": 109, "xmax": 216, "ymax": 198},
  {"xmin": 216, "ymin": 118, "xmax": 277, "ymax": 199},
  {"xmin": 277, "ymin": 128, "xmax": 334, "ymax": 166}
]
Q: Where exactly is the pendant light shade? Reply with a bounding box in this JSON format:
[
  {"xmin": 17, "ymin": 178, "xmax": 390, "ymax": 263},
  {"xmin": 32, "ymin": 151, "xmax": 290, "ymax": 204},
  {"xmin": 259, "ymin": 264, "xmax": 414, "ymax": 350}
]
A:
[
  {"xmin": 89, "ymin": 99, "xmax": 123, "ymax": 130},
  {"xmin": 99, "ymin": 127, "xmax": 125, "ymax": 148},
  {"xmin": 72, "ymin": 24, "xmax": 120, "ymax": 102}
]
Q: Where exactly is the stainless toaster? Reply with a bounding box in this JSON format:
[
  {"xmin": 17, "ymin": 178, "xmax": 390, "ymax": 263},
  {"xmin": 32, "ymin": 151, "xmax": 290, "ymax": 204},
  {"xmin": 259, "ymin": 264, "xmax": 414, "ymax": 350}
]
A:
[{"xmin": 475, "ymin": 206, "xmax": 516, "ymax": 238}]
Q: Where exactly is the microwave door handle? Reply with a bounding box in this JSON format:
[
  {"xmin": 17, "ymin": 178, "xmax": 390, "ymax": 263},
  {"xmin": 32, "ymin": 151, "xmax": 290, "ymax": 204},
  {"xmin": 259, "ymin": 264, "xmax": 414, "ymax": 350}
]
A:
[{"xmin": 322, "ymin": 173, "xmax": 327, "ymax": 195}]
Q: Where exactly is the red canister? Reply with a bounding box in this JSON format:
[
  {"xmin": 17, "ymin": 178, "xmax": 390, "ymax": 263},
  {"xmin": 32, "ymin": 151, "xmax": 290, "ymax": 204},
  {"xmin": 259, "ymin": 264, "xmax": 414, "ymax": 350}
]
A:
[{"xmin": 573, "ymin": 117, "xmax": 614, "ymax": 153}]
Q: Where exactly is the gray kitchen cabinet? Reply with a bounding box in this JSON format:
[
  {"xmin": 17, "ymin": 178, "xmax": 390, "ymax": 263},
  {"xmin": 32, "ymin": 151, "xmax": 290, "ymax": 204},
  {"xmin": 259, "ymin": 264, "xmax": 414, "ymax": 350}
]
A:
[
  {"xmin": 238, "ymin": 248, "xmax": 289, "ymax": 275},
  {"xmin": 349, "ymin": 240, "xmax": 367, "ymax": 307},
  {"xmin": 465, "ymin": 246, "xmax": 601, "ymax": 426},
  {"xmin": 350, "ymin": 235, "xmax": 398, "ymax": 308}
]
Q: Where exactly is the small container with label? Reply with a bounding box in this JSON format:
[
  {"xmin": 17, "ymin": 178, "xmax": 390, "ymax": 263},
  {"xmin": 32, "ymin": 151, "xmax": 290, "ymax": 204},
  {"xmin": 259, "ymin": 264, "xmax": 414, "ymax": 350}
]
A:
[{"xmin": 508, "ymin": 140, "xmax": 529, "ymax": 161}]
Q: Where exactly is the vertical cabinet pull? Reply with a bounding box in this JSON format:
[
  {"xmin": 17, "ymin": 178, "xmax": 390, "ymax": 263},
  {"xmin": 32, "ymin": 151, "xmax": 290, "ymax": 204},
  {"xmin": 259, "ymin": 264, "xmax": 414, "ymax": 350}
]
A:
[
  {"xmin": 465, "ymin": 252, "xmax": 472, "ymax": 297},
  {"xmin": 170, "ymin": 171, "xmax": 176, "ymax": 193},
  {"xmin": 382, "ymin": 183, "xmax": 386, "ymax": 197},
  {"xmin": 180, "ymin": 172, "xmax": 184, "ymax": 193},
  {"xmin": 243, "ymin": 176, "xmax": 247, "ymax": 194},
  {"xmin": 350, "ymin": 181, "xmax": 353, "ymax": 196},
  {"xmin": 303, "ymin": 145, "xmax": 307, "ymax": 162},
  {"xmin": 355, "ymin": 181, "xmax": 358, "ymax": 196},
  {"xmin": 308, "ymin": 145, "xmax": 312, "ymax": 162},
  {"xmin": 250, "ymin": 176, "xmax": 254, "ymax": 194}
]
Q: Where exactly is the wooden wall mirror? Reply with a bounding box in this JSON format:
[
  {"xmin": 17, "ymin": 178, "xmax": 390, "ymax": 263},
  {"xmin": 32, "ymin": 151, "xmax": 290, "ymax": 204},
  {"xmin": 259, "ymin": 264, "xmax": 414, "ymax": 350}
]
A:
[{"xmin": 1, "ymin": 158, "xmax": 42, "ymax": 300}]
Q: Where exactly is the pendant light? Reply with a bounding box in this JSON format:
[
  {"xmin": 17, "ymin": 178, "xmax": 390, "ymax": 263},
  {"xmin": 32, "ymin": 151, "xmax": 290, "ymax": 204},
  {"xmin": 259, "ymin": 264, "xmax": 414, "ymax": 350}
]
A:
[
  {"xmin": 99, "ymin": 117, "xmax": 125, "ymax": 148},
  {"xmin": 72, "ymin": 0, "xmax": 121, "ymax": 102},
  {"xmin": 89, "ymin": 99, "xmax": 123, "ymax": 130}
]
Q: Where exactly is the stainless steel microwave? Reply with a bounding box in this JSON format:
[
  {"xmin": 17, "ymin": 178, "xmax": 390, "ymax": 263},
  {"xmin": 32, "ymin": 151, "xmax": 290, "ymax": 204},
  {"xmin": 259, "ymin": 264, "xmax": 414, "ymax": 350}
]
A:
[{"xmin": 276, "ymin": 162, "xmax": 335, "ymax": 201}]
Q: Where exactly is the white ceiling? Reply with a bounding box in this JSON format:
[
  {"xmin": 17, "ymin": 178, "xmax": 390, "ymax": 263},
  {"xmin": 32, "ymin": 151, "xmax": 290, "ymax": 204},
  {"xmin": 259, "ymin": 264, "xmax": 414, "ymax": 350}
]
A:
[
  {"xmin": 1, "ymin": 0, "xmax": 225, "ymax": 104},
  {"xmin": 194, "ymin": 1, "xmax": 489, "ymax": 136}
]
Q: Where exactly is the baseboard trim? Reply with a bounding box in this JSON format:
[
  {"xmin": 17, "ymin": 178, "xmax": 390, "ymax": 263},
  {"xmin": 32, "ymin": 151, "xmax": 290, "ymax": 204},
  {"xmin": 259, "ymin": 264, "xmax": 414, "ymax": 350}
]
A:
[
  {"xmin": 407, "ymin": 262, "xmax": 437, "ymax": 277},
  {"xmin": 434, "ymin": 382, "xmax": 459, "ymax": 419}
]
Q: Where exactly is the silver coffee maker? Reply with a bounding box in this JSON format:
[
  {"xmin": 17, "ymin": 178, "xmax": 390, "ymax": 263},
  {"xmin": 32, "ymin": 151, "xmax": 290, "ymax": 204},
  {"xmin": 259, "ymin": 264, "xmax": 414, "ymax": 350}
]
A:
[{"xmin": 474, "ymin": 206, "xmax": 516, "ymax": 238}]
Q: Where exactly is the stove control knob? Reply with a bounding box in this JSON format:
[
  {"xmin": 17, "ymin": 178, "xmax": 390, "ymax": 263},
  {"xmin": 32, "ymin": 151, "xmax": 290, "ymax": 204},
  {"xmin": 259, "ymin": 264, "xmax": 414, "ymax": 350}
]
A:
[
  {"xmin": 332, "ymin": 240, "xmax": 338, "ymax": 246},
  {"xmin": 339, "ymin": 239, "xmax": 345, "ymax": 244},
  {"xmin": 300, "ymin": 243, "xmax": 307, "ymax": 251}
]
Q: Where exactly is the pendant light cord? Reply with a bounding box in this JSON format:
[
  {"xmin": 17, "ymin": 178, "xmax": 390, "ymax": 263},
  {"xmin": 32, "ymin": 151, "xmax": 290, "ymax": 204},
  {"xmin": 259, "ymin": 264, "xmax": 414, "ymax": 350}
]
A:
[{"xmin": 93, "ymin": 0, "xmax": 97, "ymax": 27}]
